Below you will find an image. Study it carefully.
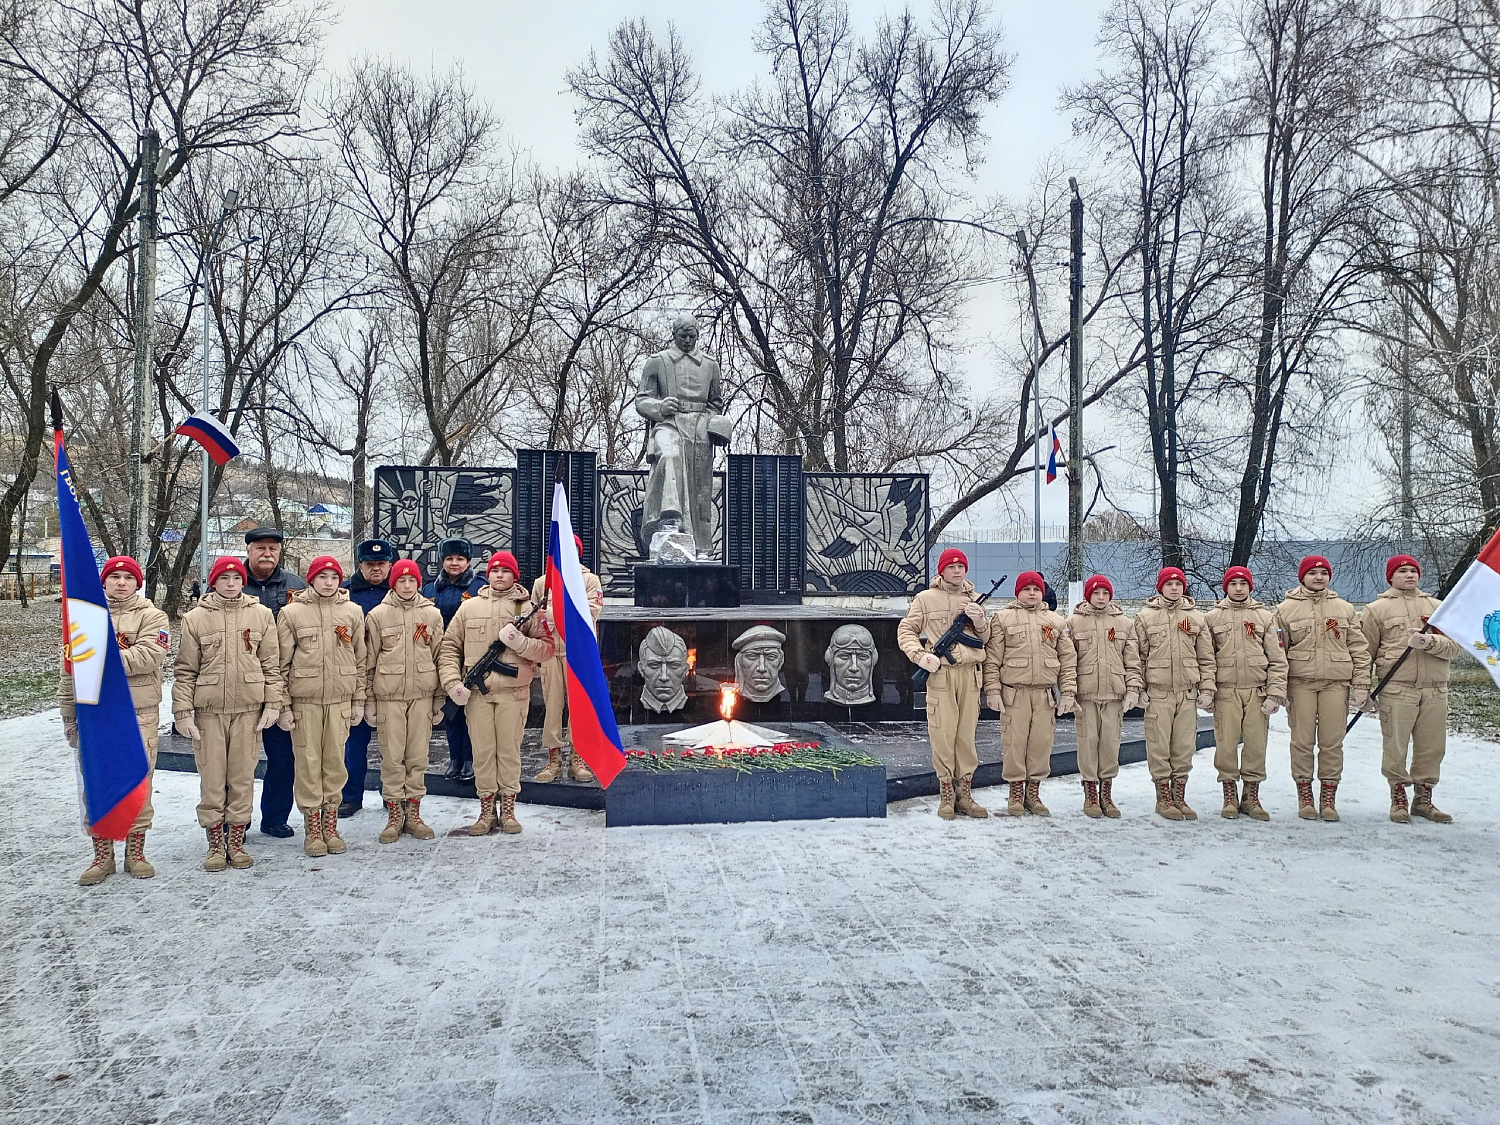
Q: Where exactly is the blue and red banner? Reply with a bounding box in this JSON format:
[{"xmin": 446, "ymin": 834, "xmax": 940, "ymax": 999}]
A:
[
  {"xmin": 55, "ymin": 410, "xmax": 150, "ymax": 839},
  {"xmin": 173, "ymin": 411, "xmax": 240, "ymax": 465},
  {"xmin": 545, "ymin": 482, "xmax": 625, "ymax": 787},
  {"xmin": 1046, "ymin": 425, "xmax": 1061, "ymax": 484}
]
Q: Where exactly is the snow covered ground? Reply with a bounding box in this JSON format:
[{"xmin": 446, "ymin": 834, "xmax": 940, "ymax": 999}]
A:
[{"xmin": 2, "ymin": 706, "xmax": 1498, "ymax": 1125}]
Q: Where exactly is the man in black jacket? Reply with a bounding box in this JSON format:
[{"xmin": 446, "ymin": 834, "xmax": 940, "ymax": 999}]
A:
[
  {"xmin": 338, "ymin": 538, "xmax": 396, "ymax": 816},
  {"xmin": 242, "ymin": 527, "xmax": 307, "ymax": 838}
]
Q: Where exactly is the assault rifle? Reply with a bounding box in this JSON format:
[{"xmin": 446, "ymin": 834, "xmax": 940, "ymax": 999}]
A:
[
  {"xmin": 464, "ymin": 589, "xmax": 551, "ymax": 695},
  {"xmin": 912, "ymin": 576, "xmax": 1007, "ymax": 689}
]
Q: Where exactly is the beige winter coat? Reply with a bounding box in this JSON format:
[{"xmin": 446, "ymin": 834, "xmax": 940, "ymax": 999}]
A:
[
  {"xmin": 1359, "ymin": 588, "xmax": 1463, "ymax": 687},
  {"xmin": 1124, "ymin": 595, "xmax": 1216, "ymax": 695},
  {"xmin": 277, "ymin": 587, "xmax": 367, "ymax": 705},
  {"xmin": 983, "ymin": 601, "xmax": 1077, "ymax": 693},
  {"xmin": 530, "ymin": 568, "xmax": 603, "ymax": 658},
  {"xmin": 173, "ymin": 592, "xmax": 283, "ymax": 717},
  {"xmin": 1274, "ymin": 586, "xmax": 1371, "ymax": 686},
  {"xmin": 1204, "ymin": 596, "xmax": 1288, "ymax": 697},
  {"xmin": 365, "ymin": 590, "xmax": 446, "ymax": 702},
  {"xmin": 59, "ymin": 592, "xmax": 170, "ymax": 722},
  {"xmin": 438, "ymin": 582, "xmax": 554, "ymax": 695},
  {"xmin": 897, "ymin": 576, "xmax": 991, "ymax": 666},
  {"xmin": 1065, "ymin": 601, "xmax": 1131, "ymax": 701}
]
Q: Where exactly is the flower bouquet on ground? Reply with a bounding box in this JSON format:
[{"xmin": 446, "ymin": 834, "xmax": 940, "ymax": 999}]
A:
[{"xmin": 624, "ymin": 741, "xmax": 882, "ymax": 776}]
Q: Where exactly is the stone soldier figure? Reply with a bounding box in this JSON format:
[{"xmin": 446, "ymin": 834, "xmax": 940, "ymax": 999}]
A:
[
  {"xmin": 824, "ymin": 624, "xmax": 878, "ymax": 707},
  {"xmin": 733, "ymin": 625, "xmax": 787, "ymax": 703},
  {"xmin": 634, "ymin": 315, "xmax": 730, "ymax": 556},
  {"xmin": 638, "ymin": 627, "xmax": 690, "ymax": 713}
]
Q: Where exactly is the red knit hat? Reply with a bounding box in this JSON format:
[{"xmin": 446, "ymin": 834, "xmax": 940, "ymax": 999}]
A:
[
  {"xmin": 208, "ymin": 556, "xmax": 247, "ymax": 587},
  {"xmin": 306, "ymin": 554, "xmax": 344, "ymax": 582},
  {"xmin": 1083, "ymin": 574, "xmax": 1113, "ymax": 601},
  {"xmin": 100, "ymin": 556, "xmax": 143, "ymax": 587},
  {"xmin": 389, "ymin": 559, "xmax": 422, "ymax": 588},
  {"xmin": 487, "ymin": 550, "xmax": 520, "ymax": 579},
  {"xmin": 574, "ymin": 534, "xmax": 584, "ymax": 557},
  {"xmin": 1222, "ymin": 565, "xmax": 1254, "ymax": 592},
  {"xmin": 1156, "ymin": 566, "xmax": 1187, "ymax": 594},
  {"xmin": 937, "ymin": 548, "xmax": 968, "ymax": 574},
  {"xmin": 1298, "ymin": 555, "xmax": 1332, "ymax": 582},
  {"xmin": 1015, "ymin": 570, "xmax": 1045, "ymax": 595},
  {"xmin": 1386, "ymin": 554, "xmax": 1420, "ymax": 583}
]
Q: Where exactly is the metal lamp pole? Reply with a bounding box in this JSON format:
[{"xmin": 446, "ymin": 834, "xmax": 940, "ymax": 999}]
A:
[
  {"xmin": 1016, "ymin": 229, "xmax": 1044, "ymax": 572},
  {"xmin": 197, "ymin": 189, "xmax": 238, "ymax": 587}
]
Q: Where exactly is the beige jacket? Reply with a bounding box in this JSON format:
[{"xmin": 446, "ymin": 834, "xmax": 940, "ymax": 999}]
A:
[
  {"xmin": 1125, "ymin": 595, "xmax": 1215, "ymax": 695},
  {"xmin": 59, "ymin": 592, "xmax": 170, "ymax": 722},
  {"xmin": 1359, "ymin": 588, "xmax": 1463, "ymax": 687},
  {"xmin": 983, "ymin": 601, "xmax": 1077, "ymax": 693},
  {"xmin": 1065, "ymin": 601, "xmax": 1131, "ymax": 701},
  {"xmin": 530, "ymin": 568, "xmax": 603, "ymax": 658},
  {"xmin": 173, "ymin": 592, "xmax": 283, "ymax": 717},
  {"xmin": 897, "ymin": 576, "xmax": 991, "ymax": 667},
  {"xmin": 1204, "ymin": 596, "xmax": 1288, "ymax": 697},
  {"xmin": 365, "ymin": 589, "xmax": 445, "ymax": 702},
  {"xmin": 277, "ymin": 587, "xmax": 367, "ymax": 705},
  {"xmin": 1274, "ymin": 586, "xmax": 1371, "ymax": 686},
  {"xmin": 438, "ymin": 582, "xmax": 554, "ymax": 696}
]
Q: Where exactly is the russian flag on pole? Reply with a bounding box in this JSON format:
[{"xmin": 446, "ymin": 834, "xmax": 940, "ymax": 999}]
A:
[
  {"xmin": 173, "ymin": 411, "xmax": 240, "ymax": 466},
  {"xmin": 544, "ymin": 482, "xmax": 626, "ymax": 787},
  {"xmin": 1428, "ymin": 526, "xmax": 1500, "ymax": 689},
  {"xmin": 54, "ymin": 399, "xmax": 150, "ymax": 839},
  {"xmin": 1045, "ymin": 425, "xmax": 1061, "ymax": 484}
]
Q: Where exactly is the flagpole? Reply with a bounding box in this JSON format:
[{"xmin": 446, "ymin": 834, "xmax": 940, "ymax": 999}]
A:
[
  {"xmin": 198, "ymin": 189, "xmax": 238, "ymax": 588},
  {"xmin": 50, "ymin": 391, "xmax": 71, "ymax": 677}
]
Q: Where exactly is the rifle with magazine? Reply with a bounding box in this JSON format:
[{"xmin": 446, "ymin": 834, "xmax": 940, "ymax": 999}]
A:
[
  {"xmin": 463, "ymin": 589, "xmax": 550, "ymax": 694},
  {"xmin": 912, "ymin": 576, "xmax": 1007, "ymax": 689}
]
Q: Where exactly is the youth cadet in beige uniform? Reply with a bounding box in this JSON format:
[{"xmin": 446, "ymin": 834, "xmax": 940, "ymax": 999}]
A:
[
  {"xmin": 1065, "ymin": 574, "xmax": 1129, "ymax": 818},
  {"xmin": 530, "ymin": 534, "xmax": 604, "ymax": 784},
  {"xmin": 897, "ymin": 548, "xmax": 990, "ymax": 820},
  {"xmin": 984, "ymin": 570, "xmax": 1077, "ymax": 817}
]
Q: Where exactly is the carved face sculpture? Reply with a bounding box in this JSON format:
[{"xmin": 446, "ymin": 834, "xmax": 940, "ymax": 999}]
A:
[
  {"xmin": 638, "ymin": 626, "xmax": 690, "ymax": 713},
  {"xmin": 733, "ymin": 625, "xmax": 786, "ymax": 703},
  {"xmin": 671, "ymin": 314, "xmax": 699, "ymax": 354},
  {"xmin": 824, "ymin": 624, "xmax": 877, "ymax": 706}
]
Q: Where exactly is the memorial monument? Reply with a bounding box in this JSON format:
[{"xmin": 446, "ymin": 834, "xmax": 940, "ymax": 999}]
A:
[{"xmin": 824, "ymin": 624, "xmax": 879, "ymax": 706}]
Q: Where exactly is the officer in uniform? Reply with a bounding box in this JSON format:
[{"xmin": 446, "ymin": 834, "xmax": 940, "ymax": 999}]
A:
[
  {"xmin": 242, "ymin": 527, "xmax": 306, "ymax": 838},
  {"xmin": 422, "ymin": 536, "xmax": 485, "ymax": 782},
  {"xmin": 339, "ymin": 538, "xmax": 395, "ymax": 817}
]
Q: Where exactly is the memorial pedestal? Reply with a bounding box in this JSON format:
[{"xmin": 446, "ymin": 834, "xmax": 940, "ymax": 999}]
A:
[{"xmin": 633, "ymin": 563, "xmax": 741, "ymax": 608}]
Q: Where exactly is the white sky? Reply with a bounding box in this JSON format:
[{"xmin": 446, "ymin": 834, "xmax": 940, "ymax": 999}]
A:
[{"xmin": 320, "ymin": 1, "xmax": 1380, "ymax": 537}]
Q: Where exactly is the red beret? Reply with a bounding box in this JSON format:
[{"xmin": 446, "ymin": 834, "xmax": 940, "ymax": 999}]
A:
[
  {"xmin": 208, "ymin": 556, "xmax": 247, "ymax": 587},
  {"xmin": 306, "ymin": 554, "xmax": 344, "ymax": 582},
  {"xmin": 1083, "ymin": 574, "xmax": 1113, "ymax": 601},
  {"xmin": 1222, "ymin": 565, "xmax": 1254, "ymax": 591},
  {"xmin": 389, "ymin": 559, "xmax": 422, "ymax": 588},
  {"xmin": 1386, "ymin": 554, "xmax": 1420, "ymax": 583},
  {"xmin": 1015, "ymin": 570, "xmax": 1045, "ymax": 595},
  {"xmin": 487, "ymin": 550, "xmax": 520, "ymax": 579},
  {"xmin": 1156, "ymin": 566, "xmax": 1187, "ymax": 594},
  {"xmin": 1298, "ymin": 555, "xmax": 1332, "ymax": 582},
  {"xmin": 100, "ymin": 556, "xmax": 143, "ymax": 587},
  {"xmin": 937, "ymin": 548, "xmax": 968, "ymax": 574}
]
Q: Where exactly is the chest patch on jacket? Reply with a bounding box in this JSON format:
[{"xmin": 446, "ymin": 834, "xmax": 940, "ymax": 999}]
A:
[
  {"xmin": 1243, "ymin": 621, "xmax": 1259, "ymax": 640},
  {"xmin": 335, "ymin": 625, "xmax": 353, "ymax": 647},
  {"xmin": 242, "ymin": 628, "xmax": 253, "ymax": 652},
  {"xmin": 1324, "ymin": 617, "xmax": 1341, "ymax": 639},
  {"xmin": 1041, "ymin": 624, "xmax": 1055, "ymax": 642},
  {"xmin": 414, "ymin": 623, "xmax": 431, "ymax": 645},
  {"xmin": 1107, "ymin": 627, "xmax": 1115, "ymax": 642},
  {"xmin": 117, "ymin": 632, "xmax": 131, "ymax": 650},
  {"xmin": 1177, "ymin": 617, "xmax": 1194, "ymax": 635}
]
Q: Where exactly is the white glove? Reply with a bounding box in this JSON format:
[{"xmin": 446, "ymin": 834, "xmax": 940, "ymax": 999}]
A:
[
  {"xmin": 1260, "ymin": 696, "xmax": 1281, "ymax": 716},
  {"xmin": 64, "ymin": 723, "xmax": 78, "ymax": 748},
  {"xmin": 177, "ymin": 715, "xmax": 201, "ymax": 741},
  {"xmin": 448, "ymin": 683, "xmax": 472, "ymax": 706},
  {"xmin": 1057, "ymin": 694, "xmax": 1076, "ymax": 716},
  {"xmin": 275, "ymin": 709, "xmax": 296, "ymax": 732},
  {"xmin": 1196, "ymin": 690, "xmax": 1215, "ymax": 713},
  {"xmin": 1408, "ymin": 631, "xmax": 1434, "ymax": 650},
  {"xmin": 916, "ymin": 652, "xmax": 941, "ymax": 674},
  {"xmin": 257, "ymin": 706, "xmax": 280, "ymax": 731},
  {"xmin": 1121, "ymin": 690, "xmax": 1140, "ymax": 712},
  {"xmin": 431, "ymin": 704, "xmax": 445, "ymax": 726},
  {"xmin": 349, "ymin": 702, "xmax": 365, "ymax": 727},
  {"xmin": 985, "ymin": 691, "xmax": 1004, "ymax": 714}
]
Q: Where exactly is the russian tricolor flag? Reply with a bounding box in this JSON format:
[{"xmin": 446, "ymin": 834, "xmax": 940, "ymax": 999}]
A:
[
  {"xmin": 1046, "ymin": 425, "xmax": 1062, "ymax": 484},
  {"xmin": 173, "ymin": 411, "xmax": 240, "ymax": 466},
  {"xmin": 54, "ymin": 397, "xmax": 150, "ymax": 839},
  {"xmin": 545, "ymin": 482, "xmax": 626, "ymax": 787},
  {"xmin": 1429, "ymin": 525, "xmax": 1500, "ymax": 689}
]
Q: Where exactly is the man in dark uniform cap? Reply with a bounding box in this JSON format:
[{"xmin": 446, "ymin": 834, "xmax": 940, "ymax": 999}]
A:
[
  {"xmin": 242, "ymin": 527, "xmax": 307, "ymax": 838},
  {"xmin": 339, "ymin": 538, "xmax": 396, "ymax": 817},
  {"xmin": 422, "ymin": 537, "xmax": 485, "ymax": 781}
]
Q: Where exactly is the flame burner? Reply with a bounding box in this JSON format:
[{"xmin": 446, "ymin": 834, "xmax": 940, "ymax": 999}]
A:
[
  {"xmin": 662, "ymin": 681, "xmax": 788, "ymax": 751},
  {"xmin": 719, "ymin": 682, "xmax": 737, "ymax": 721}
]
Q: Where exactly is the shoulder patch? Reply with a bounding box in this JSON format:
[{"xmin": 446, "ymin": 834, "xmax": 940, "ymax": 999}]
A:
[{"xmin": 156, "ymin": 628, "xmax": 170, "ymax": 649}]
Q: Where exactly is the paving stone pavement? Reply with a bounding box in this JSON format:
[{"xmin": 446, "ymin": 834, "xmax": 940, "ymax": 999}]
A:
[{"xmin": 2, "ymin": 705, "xmax": 1498, "ymax": 1124}]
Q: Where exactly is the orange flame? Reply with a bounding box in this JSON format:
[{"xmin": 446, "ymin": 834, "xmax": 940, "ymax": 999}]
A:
[
  {"xmin": 719, "ymin": 682, "xmax": 737, "ymax": 721},
  {"xmin": 686, "ymin": 647, "xmax": 697, "ymax": 674}
]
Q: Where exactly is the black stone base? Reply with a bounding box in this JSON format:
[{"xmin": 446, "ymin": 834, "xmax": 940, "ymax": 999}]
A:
[
  {"xmin": 605, "ymin": 764, "xmax": 887, "ymax": 827},
  {"xmin": 633, "ymin": 563, "xmax": 742, "ymax": 608}
]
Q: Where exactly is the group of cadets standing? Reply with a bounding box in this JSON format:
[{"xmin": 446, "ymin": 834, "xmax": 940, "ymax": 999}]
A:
[
  {"xmin": 902, "ymin": 548, "xmax": 1460, "ymax": 826},
  {"xmin": 69, "ymin": 530, "xmax": 605, "ymax": 885}
]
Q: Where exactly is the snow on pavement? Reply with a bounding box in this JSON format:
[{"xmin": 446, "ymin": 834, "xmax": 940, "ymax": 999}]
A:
[{"xmin": 1, "ymin": 706, "xmax": 1498, "ymax": 1124}]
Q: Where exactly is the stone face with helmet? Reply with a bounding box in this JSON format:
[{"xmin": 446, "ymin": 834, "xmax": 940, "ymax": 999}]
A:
[
  {"xmin": 1273, "ymin": 554, "xmax": 1372, "ymax": 822},
  {"xmin": 1203, "ymin": 566, "xmax": 1288, "ymax": 821},
  {"xmin": 421, "ymin": 536, "xmax": 486, "ymax": 782},
  {"xmin": 1360, "ymin": 554, "xmax": 1464, "ymax": 824},
  {"xmin": 1064, "ymin": 573, "xmax": 1131, "ymax": 818},
  {"xmin": 277, "ymin": 554, "xmax": 368, "ymax": 857},
  {"xmin": 896, "ymin": 547, "xmax": 992, "ymax": 820},
  {"xmin": 61, "ymin": 555, "xmax": 171, "ymax": 885},
  {"xmin": 984, "ymin": 570, "xmax": 1077, "ymax": 818},
  {"xmin": 530, "ymin": 534, "xmax": 604, "ymax": 784},
  {"xmin": 337, "ymin": 537, "xmax": 397, "ymax": 818}
]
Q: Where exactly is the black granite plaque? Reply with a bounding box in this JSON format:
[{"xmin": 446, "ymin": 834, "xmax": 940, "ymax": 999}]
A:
[{"xmin": 633, "ymin": 564, "xmax": 742, "ymax": 609}]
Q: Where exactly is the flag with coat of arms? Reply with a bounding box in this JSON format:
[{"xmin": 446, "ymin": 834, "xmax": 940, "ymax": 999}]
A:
[{"xmin": 1428, "ymin": 526, "xmax": 1500, "ymax": 689}]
